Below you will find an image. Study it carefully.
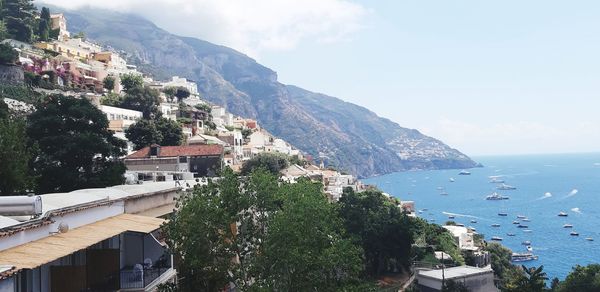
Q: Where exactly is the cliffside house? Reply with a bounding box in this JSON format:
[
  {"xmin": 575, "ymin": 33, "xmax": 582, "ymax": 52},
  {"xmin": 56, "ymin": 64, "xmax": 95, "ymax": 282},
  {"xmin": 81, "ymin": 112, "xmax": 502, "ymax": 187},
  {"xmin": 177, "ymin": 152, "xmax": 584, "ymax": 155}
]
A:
[{"xmin": 124, "ymin": 144, "xmax": 224, "ymax": 178}]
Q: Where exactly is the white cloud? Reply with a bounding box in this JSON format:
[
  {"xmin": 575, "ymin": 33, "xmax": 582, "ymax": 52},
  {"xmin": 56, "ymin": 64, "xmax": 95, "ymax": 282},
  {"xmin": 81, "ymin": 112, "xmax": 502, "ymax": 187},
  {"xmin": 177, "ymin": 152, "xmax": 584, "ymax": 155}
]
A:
[
  {"xmin": 420, "ymin": 118, "xmax": 600, "ymax": 156},
  {"xmin": 39, "ymin": 0, "xmax": 368, "ymax": 57}
]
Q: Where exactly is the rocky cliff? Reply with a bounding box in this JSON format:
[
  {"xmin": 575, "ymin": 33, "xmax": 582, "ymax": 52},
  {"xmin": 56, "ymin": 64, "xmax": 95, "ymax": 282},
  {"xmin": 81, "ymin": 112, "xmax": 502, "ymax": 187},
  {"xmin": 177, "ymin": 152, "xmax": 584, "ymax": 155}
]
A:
[{"xmin": 59, "ymin": 7, "xmax": 479, "ymax": 177}]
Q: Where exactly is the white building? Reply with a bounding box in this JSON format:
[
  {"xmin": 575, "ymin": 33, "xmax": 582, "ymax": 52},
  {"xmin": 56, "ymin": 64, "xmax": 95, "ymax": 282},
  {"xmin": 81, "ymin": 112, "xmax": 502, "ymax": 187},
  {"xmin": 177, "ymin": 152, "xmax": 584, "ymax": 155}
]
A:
[
  {"xmin": 211, "ymin": 106, "xmax": 234, "ymax": 128},
  {"xmin": 100, "ymin": 105, "xmax": 143, "ymax": 132},
  {"xmin": 416, "ymin": 266, "xmax": 497, "ymax": 292},
  {"xmin": 162, "ymin": 76, "xmax": 199, "ymax": 96},
  {"xmin": 443, "ymin": 225, "xmax": 478, "ymax": 251}
]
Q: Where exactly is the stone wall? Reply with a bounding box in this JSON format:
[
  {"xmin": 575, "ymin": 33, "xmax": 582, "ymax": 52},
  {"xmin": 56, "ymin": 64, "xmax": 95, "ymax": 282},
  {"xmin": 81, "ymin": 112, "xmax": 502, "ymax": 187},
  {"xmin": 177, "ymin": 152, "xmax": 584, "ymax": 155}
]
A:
[{"xmin": 0, "ymin": 64, "xmax": 24, "ymax": 84}]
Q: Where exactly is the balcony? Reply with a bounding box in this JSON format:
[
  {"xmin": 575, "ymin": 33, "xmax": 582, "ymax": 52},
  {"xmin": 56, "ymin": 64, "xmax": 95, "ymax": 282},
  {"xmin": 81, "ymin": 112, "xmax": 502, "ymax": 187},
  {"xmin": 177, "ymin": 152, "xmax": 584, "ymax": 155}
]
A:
[{"xmin": 121, "ymin": 266, "xmax": 174, "ymax": 290}]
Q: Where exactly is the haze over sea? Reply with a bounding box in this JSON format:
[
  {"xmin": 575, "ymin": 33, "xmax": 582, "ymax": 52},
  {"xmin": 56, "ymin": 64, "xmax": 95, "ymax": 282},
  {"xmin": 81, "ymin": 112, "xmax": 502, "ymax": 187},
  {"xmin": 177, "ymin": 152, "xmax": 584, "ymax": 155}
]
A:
[{"xmin": 363, "ymin": 153, "xmax": 600, "ymax": 280}]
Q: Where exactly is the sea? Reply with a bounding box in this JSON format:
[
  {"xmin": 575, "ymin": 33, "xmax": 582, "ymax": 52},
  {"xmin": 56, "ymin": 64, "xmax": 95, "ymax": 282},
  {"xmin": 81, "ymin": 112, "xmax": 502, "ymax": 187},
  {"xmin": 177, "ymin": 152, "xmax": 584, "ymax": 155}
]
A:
[{"xmin": 362, "ymin": 153, "xmax": 600, "ymax": 280}]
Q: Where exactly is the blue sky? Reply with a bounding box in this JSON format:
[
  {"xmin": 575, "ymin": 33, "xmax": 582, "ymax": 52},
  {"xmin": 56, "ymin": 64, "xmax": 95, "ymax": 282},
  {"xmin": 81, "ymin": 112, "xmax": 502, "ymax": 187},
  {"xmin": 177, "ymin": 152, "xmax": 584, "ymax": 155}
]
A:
[{"xmin": 48, "ymin": 0, "xmax": 600, "ymax": 156}]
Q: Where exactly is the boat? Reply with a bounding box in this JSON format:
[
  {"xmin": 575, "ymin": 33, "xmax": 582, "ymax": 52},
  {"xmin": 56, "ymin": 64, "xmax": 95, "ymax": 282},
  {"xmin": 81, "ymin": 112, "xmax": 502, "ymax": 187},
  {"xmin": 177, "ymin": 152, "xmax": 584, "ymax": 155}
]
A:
[
  {"xmin": 448, "ymin": 215, "xmax": 455, "ymax": 219},
  {"xmin": 470, "ymin": 219, "xmax": 478, "ymax": 223},
  {"xmin": 436, "ymin": 186, "xmax": 444, "ymax": 190},
  {"xmin": 449, "ymin": 178, "xmax": 455, "ymax": 182},
  {"xmin": 586, "ymin": 237, "xmax": 594, "ymax": 241},
  {"xmin": 440, "ymin": 191, "xmax": 449, "ymax": 196},
  {"xmin": 523, "ymin": 230, "xmax": 533, "ymax": 233},
  {"xmin": 458, "ymin": 170, "xmax": 471, "ymax": 175},
  {"xmin": 456, "ymin": 223, "xmax": 465, "ymax": 227},
  {"xmin": 512, "ymin": 252, "xmax": 538, "ymax": 262},
  {"xmin": 563, "ymin": 224, "xmax": 573, "ymax": 228},
  {"xmin": 497, "ymin": 183, "xmax": 517, "ymax": 190},
  {"xmin": 491, "ymin": 236, "xmax": 503, "ymax": 241},
  {"xmin": 521, "ymin": 218, "xmax": 531, "ymax": 222},
  {"xmin": 526, "ymin": 246, "xmax": 533, "ymax": 252},
  {"xmin": 513, "ymin": 221, "xmax": 520, "ymax": 224},
  {"xmin": 570, "ymin": 231, "xmax": 579, "ymax": 236},
  {"xmin": 507, "ymin": 233, "xmax": 516, "ymax": 236},
  {"xmin": 422, "ymin": 208, "xmax": 429, "ymax": 211},
  {"xmin": 522, "ymin": 241, "xmax": 532, "ymax": 245},
  {"xmin": 489, "ymin": 178, "xmax": 506, "ymax": 184},
  {"xmin": 518, "ymin": 224, "xmax": 529, "ymax": 228},
  {"xmin": 558, "ymin": 212, "xmax": 568, "ymax": 217},
  {"xmin": 491, "ymin": 224, "xmax": 501, "ymax": 227},
  {"xmin": 468, "ymin": 226, "xmax": 476, "ymax": 231},
  {"xmin": 517, "ymin": 215, "xmax": 527, "ymax": 219},
  {"xmin": 498, "ymin": 212, "xmax": 508, "ymax": 216},
  {"xmin": 486, "ymin": 192, "xmax": 510, "ymax": 200}
]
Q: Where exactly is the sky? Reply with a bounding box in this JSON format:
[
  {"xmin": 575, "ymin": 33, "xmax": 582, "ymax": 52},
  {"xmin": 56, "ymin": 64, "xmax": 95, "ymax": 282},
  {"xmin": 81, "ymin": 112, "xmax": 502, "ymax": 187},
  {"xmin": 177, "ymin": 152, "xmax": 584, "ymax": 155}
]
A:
[{"xmin": 42, "ymin": 0, "xmax": 600, "ymax": 156}]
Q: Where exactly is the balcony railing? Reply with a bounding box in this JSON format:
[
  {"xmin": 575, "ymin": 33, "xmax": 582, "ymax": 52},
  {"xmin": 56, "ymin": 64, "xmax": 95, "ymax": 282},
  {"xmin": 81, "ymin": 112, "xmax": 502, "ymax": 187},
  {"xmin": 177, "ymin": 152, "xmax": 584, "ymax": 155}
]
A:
[{"xmin": 120, "ymin": 266, "xmax": 172, "ymax": 289}]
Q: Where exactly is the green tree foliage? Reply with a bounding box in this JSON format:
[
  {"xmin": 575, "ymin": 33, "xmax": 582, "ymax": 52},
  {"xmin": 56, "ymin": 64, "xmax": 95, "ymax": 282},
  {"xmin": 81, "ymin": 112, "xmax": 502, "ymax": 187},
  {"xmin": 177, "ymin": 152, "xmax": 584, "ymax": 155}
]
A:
[
  {"xmin": 164, "ymin": 169, "xmax": 368, "ymax": 292},
  {"xmin": 174, "ymin": 86, "xmax": 190, "ymax": 102},
  {"xmin": 338, "ymin": 188, "xmax": 414, "ymax": 277},
  {"xmin": 555, "ymin": 264, "xmax": 600, "ymax": 292},
  {"xmin": 27, "ymin": 95, "xmax": 126, "ymax": 193},
  {"xmin": 125, "ymin": 117, "xmax": 182, "ymax": 150},
  {"xmin": 412, "ymin": 218, "xmax": 465, "ymax": 266},
  {"xmin": 100, "ymin": 92, "xmax": 122, "ymax": 107},
  {"xmin": 0, "ymin": 43, "xmax": 17, "ymax": 65},
  {"xmin": 119, "ymin": 73, "xmax": 143, "ymax": 93},
  {"xmin": 256, "ymin": 179, "xmax": 365, "ymax": 291},
  {"xmin": 240, "ymin": 152, "xmax": 289, "ymax": 175},
  {"xmin": 120, "ymin": 86, "xmax": 161, "ymax": 119},
  {"xmin": 103, "ymin": 76, "xmax": 116, "ymax": 92},
  {"xmin": 504, "ymin": 265, "xmax": 548, "ymax": 292},
  {"xmin": 37, "ymin": 7, "xmax": 51, "ymax": 41},
  {"xmin": 2, "ymin": 0, "xmax": 36, "ymax": 42},
  {"xmin": 162, "ymin": 86, "xmax": 176, "ymax": 102},
  {"xmin": 241, "ymin": 128, "xmax": 252, "ymax": 139},
  {"xmin": 0, "ymin": 99, "xmax": 33, "ymax": 195}
]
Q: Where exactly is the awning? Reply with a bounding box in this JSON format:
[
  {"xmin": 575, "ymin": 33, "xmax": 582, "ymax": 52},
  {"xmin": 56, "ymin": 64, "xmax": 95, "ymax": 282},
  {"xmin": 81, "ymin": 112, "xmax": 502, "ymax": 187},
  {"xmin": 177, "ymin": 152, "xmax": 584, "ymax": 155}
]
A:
[{"xmin": 0, "ymin": 214, "xmax": 165, "ymax": 271}]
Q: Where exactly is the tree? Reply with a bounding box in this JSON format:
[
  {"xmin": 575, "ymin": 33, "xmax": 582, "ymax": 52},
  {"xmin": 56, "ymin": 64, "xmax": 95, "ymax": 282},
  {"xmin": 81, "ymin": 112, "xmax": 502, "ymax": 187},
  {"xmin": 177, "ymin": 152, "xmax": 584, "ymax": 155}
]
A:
[
  {"xmin": 0, "ymin": 43, "xmax": 17, "ymax": 65},
  {"xmin": 338, "ymin": 188, "xmax": 414, "ymax": 277},
  {"xmin": 555, "ymin": 264, "xmax": 600, "ymax": 292},
  {"xmin": 2, "ymin": 0, "xmax": 36, "ymax": 42},
  {"xmin": 27, "ymin": 95, "xmax": 126, "ymax": 193},
  {"xmin": 164, "ymin": 169, "xmax": 368, "ymax": 291},
  {"xmin": 174, "ymin": 86, "xmax": 190, "ymax": 102},
  {"xmin": 162, "ymin": 86, "xmax": 176, "ymax": 103},
  {"xmin": 125, "ymin": 117, "xmax": 182, "ymax": 150},
  {"xmin": 240, "ymin": 152, "xmax": 289, "ymax": 175},
  {"xmin": 37, "ymin": 7, "xmax": 51, "ymax": 41},
  {"xmin": 120, "ymin": 86, "xmax": 161, "ymax": 119},
  {"xmin": 0, "ymin": 99, "xmax": 33, "ymax": 195},
  {"xmin": 103, "ymin": 76, "xmax": 116, "ymax": 92},
  {"xmin": 119, "ymin": 73, "xmax": 144, "ymax": 93},
  {"xmin": 504, "ymin": 265, "xmax": 547, "ymax": 292},
  {"xmin": 255, "ymin": 179, "xmax": 364, "ymax": 291}
]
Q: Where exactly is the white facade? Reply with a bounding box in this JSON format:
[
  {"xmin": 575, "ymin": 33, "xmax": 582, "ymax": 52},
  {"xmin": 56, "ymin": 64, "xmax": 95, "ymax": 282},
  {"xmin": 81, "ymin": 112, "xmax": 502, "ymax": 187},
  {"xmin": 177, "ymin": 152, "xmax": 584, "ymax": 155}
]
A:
[
  {"xmin": 163, "ymin": 76, "xmax": 199, "ymax": 96},
  {"xmin": 101, "ymin": 105, "xmax": 143, "ymax": 130},
  {"xmin": 417, "ymin": 266, "xmax": 497, "ymax": 292}
]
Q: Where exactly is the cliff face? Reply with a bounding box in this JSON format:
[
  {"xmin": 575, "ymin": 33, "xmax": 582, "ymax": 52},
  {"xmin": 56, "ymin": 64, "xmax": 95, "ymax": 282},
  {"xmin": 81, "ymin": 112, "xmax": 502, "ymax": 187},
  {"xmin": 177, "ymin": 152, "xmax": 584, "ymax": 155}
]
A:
[
  {"xmin": 60, "ymin": 8, "xmax": 479, "ymax": 177},
  {"xmin": 0, "ymin": 65, "xmax": 24, "ymax": 84}
]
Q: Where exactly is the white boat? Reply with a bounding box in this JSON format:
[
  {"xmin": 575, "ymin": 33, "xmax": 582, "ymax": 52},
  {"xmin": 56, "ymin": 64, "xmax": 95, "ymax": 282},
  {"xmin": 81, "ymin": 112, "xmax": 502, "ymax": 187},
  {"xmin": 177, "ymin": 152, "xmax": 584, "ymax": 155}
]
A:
[
  {"xmin": 498, "ymin": 212, "xmax": 508, "ymax": 217},
  {"xmin": 491, "ymin": 236, "xmax": 503, "ymax": 241},
  {"xmin": 448, "ymin": 215, "xmax": 455, "ymax": 219},
  {"xmin": 507, "ymin": 233, "xmax": 516, "ymax": 236},
  {"xmin": 517, "ymin": 224, "xmax": 529, "ymax": 228},
  {"xmin": 459, "ymin": 170, "xmax": 471, "ymax": 175},
  {"xmin": 440, "ymin": 191, "xmax": 449, "ymax": 196},
  {"xmin": 521, "ymin": 218, "xmax": 531, "ymax": 222},
  {"xmin": 558, "ymin": 212, "xmax": 568, "ymax": 217},
  {"xmin": 517, "ymin": 215, "xmax": 527, "ymax": 219},
  {"xmin": 586, "ymin": 237, "xmax": 594, "ymax": 241},
  {"xmin": 513, "ymin": 221, "xmax": 520, "ymax": 225},
  {"xmin": 470, "ymin": 219, "xmax": 478, "ymax": 223},
  {"xmin": 522, "ymin": 241, "xmax": 532, "ymax": 245},
  {"xmin": 570, "ymin": 231, "xmax": 579, "ymax": 236},
  {"xmin": 497, "ymin": 183, "xmax": 517, "ymax": 190},
  {"xmin": 512, "ymin": 252, "xmax": 538, "ymax": 262},
  {"xmin": 563, "ymin": 224, "xmax": 573, "ymax": 228},
  {"xmin": 526, "ymin": 246, "xmax": 533, "ymax": 252},
  {"xmin": 489, "ymin": 178, "xmax": 506, "ymax": 184},
  {"xmin": 486, "ymin": 192, "xmax": 510, "ymax": 200},
  {"xmin": 523, "ymin": 229, "xmax": 533, "ymax": 233},
  {"xmin": 449, "ymin": 178, "xmax": 455, "ymax": 182}
]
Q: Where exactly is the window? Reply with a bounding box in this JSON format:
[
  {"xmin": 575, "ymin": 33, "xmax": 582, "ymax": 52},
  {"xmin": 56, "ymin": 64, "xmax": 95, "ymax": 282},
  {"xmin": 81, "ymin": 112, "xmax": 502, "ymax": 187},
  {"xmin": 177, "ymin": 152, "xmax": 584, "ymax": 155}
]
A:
[{"xmin": 179, "ymin": 156, "xmax": 187, "ymax": 163}]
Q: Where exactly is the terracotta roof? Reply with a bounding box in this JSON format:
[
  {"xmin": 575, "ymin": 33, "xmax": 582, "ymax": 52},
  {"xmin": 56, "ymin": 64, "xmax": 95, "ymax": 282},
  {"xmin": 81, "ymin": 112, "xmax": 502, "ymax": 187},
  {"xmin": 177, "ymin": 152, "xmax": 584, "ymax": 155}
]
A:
[{"xmin": 125, "ymin": 145, "xmax": 223, "ymax": 159}]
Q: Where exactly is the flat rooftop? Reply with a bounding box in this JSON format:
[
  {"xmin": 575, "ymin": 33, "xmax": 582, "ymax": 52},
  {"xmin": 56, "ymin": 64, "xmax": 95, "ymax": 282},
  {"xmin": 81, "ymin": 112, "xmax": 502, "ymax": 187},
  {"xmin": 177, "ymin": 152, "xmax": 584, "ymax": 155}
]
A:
[{"xmin": 418, "ymin": 265, "xmax": 493, "ymax": 280}]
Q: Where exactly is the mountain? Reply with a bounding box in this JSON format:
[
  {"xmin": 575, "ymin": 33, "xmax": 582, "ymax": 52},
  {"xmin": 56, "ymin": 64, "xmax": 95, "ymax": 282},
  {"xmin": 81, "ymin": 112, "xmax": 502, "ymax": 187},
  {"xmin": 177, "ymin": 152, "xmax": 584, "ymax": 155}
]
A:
[{"xmin": 57, "ymin": 7, "xmax": 479, "ymax": 177}]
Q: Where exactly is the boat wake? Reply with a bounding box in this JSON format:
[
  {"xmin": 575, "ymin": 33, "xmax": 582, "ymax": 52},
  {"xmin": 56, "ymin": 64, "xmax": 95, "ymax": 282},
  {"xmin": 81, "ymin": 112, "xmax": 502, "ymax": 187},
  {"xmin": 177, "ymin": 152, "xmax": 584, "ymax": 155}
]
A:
[
  {"xmin": 564, "ymin": 189, "xmax": 579, "ymax": 199},
  {"xmin": 536, "ymin": 192, "xmax": 553, "ymax": 200},
  {"xmin": 571, "ymin": 207, "xmax": 582, "ymax": 214},
  {"xmin": 442, "ymin": 212, "xmax": 481, "ymax": 219}
]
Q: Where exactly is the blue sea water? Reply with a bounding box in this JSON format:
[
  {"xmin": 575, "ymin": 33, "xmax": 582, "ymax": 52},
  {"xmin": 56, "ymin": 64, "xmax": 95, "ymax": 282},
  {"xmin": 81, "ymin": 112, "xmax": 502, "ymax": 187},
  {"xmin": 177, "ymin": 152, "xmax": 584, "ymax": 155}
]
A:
[{"xmin": 363, "ymin": 153, "xmax": 600, "ymax": 280}]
